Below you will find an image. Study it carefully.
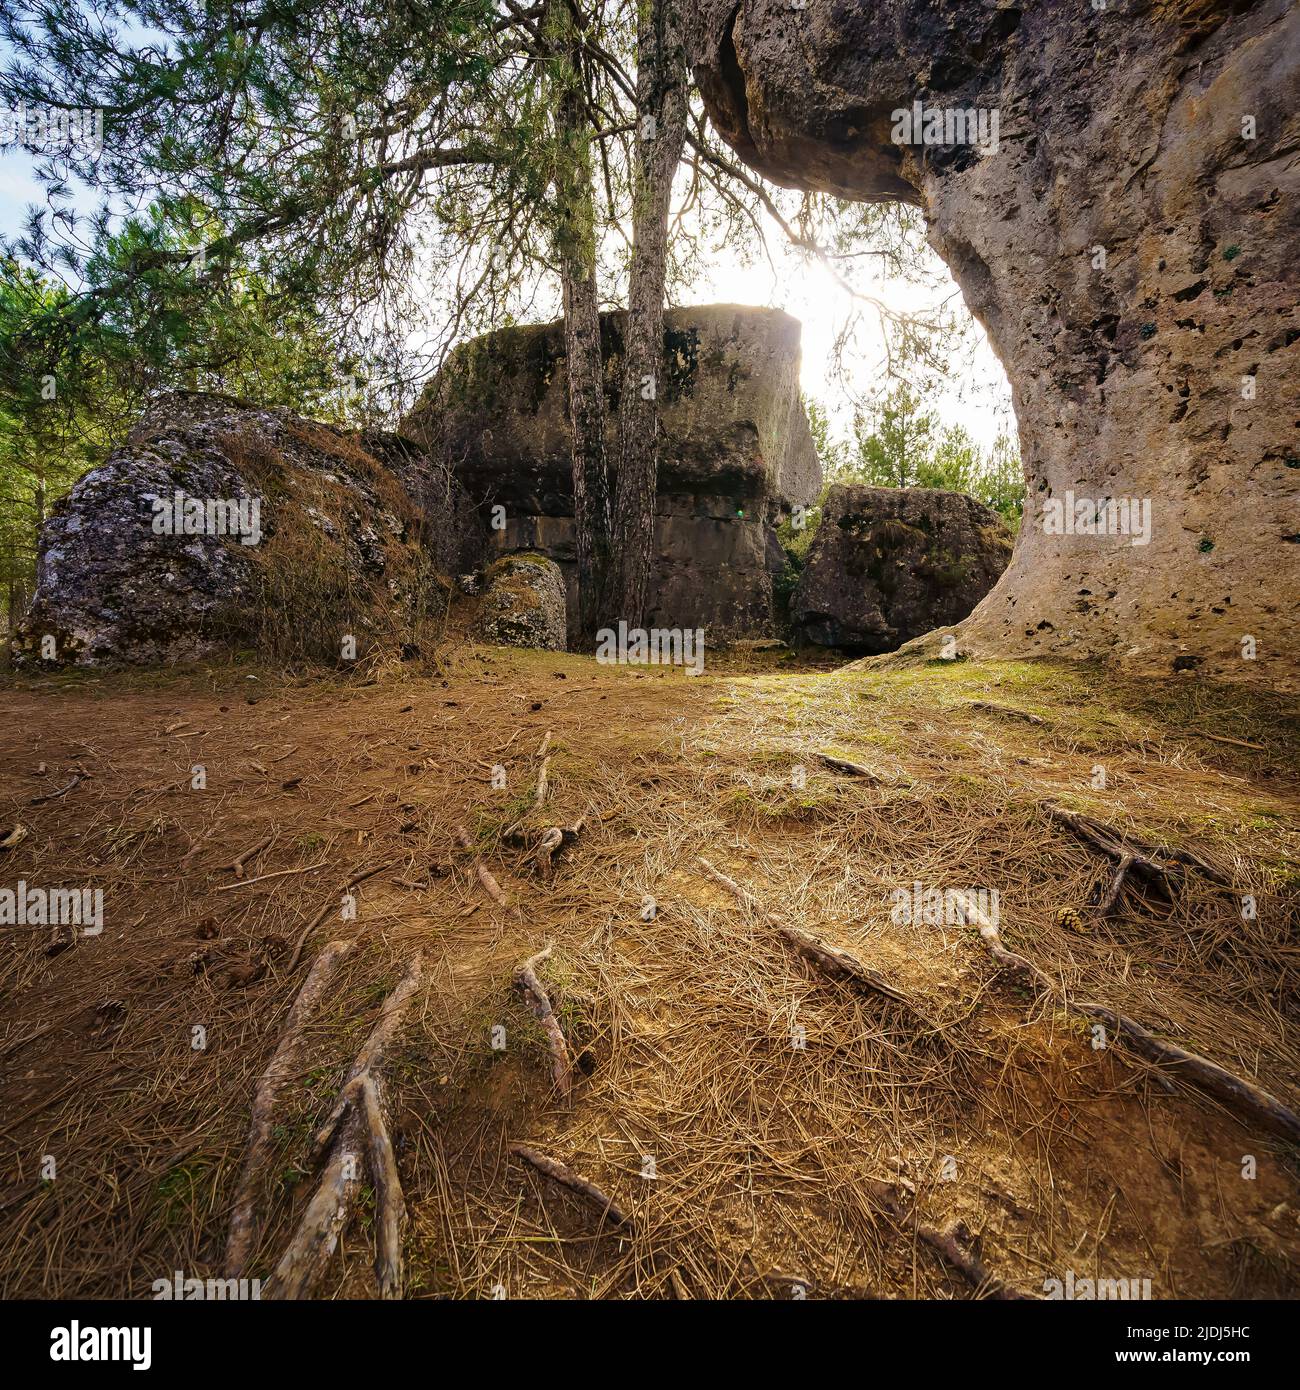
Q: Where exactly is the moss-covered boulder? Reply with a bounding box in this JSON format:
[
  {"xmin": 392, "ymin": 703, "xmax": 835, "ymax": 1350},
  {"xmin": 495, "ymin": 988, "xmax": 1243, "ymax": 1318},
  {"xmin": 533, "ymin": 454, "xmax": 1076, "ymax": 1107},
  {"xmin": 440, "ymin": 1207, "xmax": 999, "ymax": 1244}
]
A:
[
  {"xmin": 403, "ymin": 304, "xmax": 821, "ymax": 638},
  {"xmin": 792, "ymin": 485, "xmax": 1012, "ymax": 653},
  {"xmin": 12, "ymin": 391, "xmax": 485, "ymax": 667},
  {"xmin": 473, "ymin": 554, "xmax": 567, "ymax": 651}
]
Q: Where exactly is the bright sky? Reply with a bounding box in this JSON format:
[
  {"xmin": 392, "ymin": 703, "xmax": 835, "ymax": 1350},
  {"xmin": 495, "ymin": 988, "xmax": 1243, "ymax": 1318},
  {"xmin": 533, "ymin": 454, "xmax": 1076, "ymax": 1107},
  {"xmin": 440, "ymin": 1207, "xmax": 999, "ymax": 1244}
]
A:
[
  {"xmin": 688, "ymin": 221, "xmax": 1014, "ymax": 453},
  {"xmin": 2, "ymin": 140, "xmax": 1014, "ymax": 452}
]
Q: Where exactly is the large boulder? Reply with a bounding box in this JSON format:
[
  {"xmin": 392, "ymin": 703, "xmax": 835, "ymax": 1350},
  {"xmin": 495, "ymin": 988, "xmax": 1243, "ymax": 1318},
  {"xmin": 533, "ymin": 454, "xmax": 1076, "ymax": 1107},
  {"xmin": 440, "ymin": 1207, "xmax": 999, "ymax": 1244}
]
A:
[
  {"xmin": 473, "ymin": 554, "xmax": 567, "ymax": 651},
  {"xmin": 13, "ymin": 392, "xmax": 485, "ymax": 666},
  {"xmin": 694, "ymin": 0, "xmax": 1300, "ymax": 688},
  {"xmin": 404, "ymin": 304, "xmax": 821, "ymax": 638},
  {"xmin": 793, "ymin": 485, "xmax": 1012, "ymax": 652}
]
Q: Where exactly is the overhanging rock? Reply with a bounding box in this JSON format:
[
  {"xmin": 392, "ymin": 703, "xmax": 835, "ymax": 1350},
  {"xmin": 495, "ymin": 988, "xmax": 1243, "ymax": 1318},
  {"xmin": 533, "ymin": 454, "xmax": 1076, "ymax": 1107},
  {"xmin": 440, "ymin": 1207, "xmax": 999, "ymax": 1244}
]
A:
[
  {"xmin": 694, "ymin": 0, "xmax": 1300, "ymax": 688},
  {"xmin": 403, "ymin": 304, "xmax": 822, "ymax": 638}
]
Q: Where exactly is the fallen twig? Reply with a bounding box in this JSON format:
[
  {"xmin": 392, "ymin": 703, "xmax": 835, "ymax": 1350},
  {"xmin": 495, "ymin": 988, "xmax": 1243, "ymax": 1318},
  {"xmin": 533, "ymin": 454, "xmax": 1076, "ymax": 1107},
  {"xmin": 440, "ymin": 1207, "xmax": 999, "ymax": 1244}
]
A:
[
  {"xmin": 813, "ymin": 751, "xmax": 882, "ymax": 781},
  {"xmin": 286, "ymin": 901, "xmax": 336, "ymax": 973},
  {"xmin": 214, "ymin": 859, "xmax": 327, "ymax": 892},
  {"xmin": 283, "ymin": 863, "xmax": 392, "ymax": 970},
  {"xmin": 1196, "ymin": 731, "xmax": 1265, "ymax": 751},
  {"xmin": 227, "ymin": 833, "xmax": 273, "ymax": 880},
  {"xmin": 509, "ymin": 1144, "xmax": 629, "ymax": 1227}
]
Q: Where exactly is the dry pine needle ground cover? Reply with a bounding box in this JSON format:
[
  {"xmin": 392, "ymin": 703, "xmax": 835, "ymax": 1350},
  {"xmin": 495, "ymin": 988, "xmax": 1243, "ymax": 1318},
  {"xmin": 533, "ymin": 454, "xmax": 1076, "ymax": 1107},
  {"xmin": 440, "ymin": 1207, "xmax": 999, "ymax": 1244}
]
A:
[{"xmin": 0, "ymin": 641, "xmax": 1297, "ymax": 1299}]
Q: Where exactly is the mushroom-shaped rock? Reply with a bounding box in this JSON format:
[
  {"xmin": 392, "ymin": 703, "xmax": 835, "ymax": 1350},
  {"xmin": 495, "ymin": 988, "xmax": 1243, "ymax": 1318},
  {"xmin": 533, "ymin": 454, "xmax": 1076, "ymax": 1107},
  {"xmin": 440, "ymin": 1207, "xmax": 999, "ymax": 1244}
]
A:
[{"xmin": 694, "ymin": 0, "xmax": 1300, "ymax": 688}]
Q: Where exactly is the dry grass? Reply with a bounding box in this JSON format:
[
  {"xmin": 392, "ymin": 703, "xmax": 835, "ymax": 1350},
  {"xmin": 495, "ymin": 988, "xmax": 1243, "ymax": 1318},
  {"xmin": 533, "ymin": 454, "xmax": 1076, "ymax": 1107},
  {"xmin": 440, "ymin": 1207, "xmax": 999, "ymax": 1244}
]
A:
[
  {"xmin": 215, "ymin": 425, "xmax": 451, "ymax": 667},
  {"xmin": 1, "ymin": 643, "xmax": 1297, "ymax": 1299}
]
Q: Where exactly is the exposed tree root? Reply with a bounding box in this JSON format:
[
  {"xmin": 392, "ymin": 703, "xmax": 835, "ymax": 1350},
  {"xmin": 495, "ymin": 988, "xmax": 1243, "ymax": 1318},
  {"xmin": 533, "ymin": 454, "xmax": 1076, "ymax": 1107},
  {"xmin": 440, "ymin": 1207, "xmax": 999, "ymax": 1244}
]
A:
[
  {"xmin": 1094, "ymin": 852, "xmax": 1134, "ymax": 920},
  {"xmin": 359, "ymin": 1076, "xmax": 405, "ymax": 1299},
  {"xmin": 531, "ymin": 816, "xmax": 586, "ymax": 876},
  {"xmin": 1045, "ymin": 803, "xmax": 1230, "ymax": 891},
  {"xmin": 698, "ymin": 858, "xmax": 938, "ymax": 1029},
  {"xmin": 859, "ymin": 1176, "xmax": 1029, "ymax": 1299},
  {"xmin": 949, "ymin": 892, "xmax": 1300, "ymax": 1143},
  {"xmin": 813, "ymin": 751, "xmax": 882, "ymax": 781},
  {"xmin": 513, "ymin": 944, "xmax": 572, "ymax": 1099},
  {"xmin": 914, "ymin": 1222, "xmax": 1030, "ymax": 1300},
  {"xmin": 225, "ymin": 939, "xmax": 352, "ymax": 1277},
  {"xmin": 0, "ymin": 823, "xmax": 29, "ymax": 851},
  {"xmin": 265, "ymin": 954, "xmax": 424, "ymax": 1299},
  {"xmin": 509, "ymin": 1143, "xmax": 629, "ymax": 1227},
  {"xmin": 455, "ymin": 825, "xmax": 511, "ymax": 906}
]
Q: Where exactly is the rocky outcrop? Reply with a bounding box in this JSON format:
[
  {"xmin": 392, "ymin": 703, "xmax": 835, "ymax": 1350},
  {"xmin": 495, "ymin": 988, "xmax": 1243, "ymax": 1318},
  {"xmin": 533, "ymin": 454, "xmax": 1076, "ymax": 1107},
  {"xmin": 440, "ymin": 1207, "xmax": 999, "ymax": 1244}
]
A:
[
  {"xmin": 13, "ymin": 392, "xmax": 484, "ymax": 666},
  {"xmin": 694, "ymin": 0, "xmax": 1300, "ymax": 687},
  {"xmin": 404, "ymin": 304, "xmax": 821, "ymax": 638},
  {"xmin": 792, "ymin": 485, "xmax": 1012, "ymax": 652},
  {"xmin": 473, "ymin": 554, "xmax": 568, "ymax": 651}
]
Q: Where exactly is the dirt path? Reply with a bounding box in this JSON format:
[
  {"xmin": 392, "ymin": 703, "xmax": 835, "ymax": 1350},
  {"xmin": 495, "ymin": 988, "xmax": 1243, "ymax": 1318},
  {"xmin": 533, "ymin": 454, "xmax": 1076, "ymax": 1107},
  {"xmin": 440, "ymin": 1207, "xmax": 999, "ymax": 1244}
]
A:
[{"xmin": 1, "ymin": 647, "xmax": 1297, "ymax": 1298}]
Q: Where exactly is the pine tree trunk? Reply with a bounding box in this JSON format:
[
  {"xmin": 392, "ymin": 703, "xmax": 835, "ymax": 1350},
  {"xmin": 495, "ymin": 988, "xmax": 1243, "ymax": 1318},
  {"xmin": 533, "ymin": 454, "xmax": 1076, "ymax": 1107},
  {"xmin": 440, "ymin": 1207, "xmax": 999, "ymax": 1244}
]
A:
[
  {"xmin": 607, "ymin": 0, "xmax": 689, "ymax": 630},
  {"xmin": 547, "ymin": 5, "xmax": 612, "ymax": 645},
  {"xmin": 559, "ymin": 245, "xmax": 612, "ymax": 643}
]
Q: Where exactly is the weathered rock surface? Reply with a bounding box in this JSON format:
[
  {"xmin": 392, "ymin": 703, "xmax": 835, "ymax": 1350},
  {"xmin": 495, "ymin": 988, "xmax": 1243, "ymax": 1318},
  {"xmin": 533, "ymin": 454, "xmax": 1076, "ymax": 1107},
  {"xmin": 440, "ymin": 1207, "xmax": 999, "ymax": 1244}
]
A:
[
  {"xmin": 695, "ymin": 0, "xmax": 1300, "ymax": 687},
  {"xmin": 792, "ymin": 485, "xmax": 1012, "ymax": 652},
  {"xmin": 13, "ymin": 392, "xmax": 484, "ymax": 666},
  {"xmin": 473, "ymin": 554, "xmax": 567, "ymax": 651},
  {"xmin": 404, "ymin": 304, "xmax": 821, "ymax": 637}
]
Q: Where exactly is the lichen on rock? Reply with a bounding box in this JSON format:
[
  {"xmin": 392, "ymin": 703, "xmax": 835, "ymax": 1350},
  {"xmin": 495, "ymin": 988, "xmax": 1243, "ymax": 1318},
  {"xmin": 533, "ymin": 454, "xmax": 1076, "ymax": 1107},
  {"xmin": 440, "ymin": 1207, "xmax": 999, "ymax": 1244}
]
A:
[
  {"xmin": 472, "ymin": 553, "xmax": 568, "ymax": 652},
  {"xmin": 13, "ymin": 391, "xmax": 485, "ymax": 667},
  {"xmin": 793, "ymin": 484, "xmax": 1012, "ymax": 652}
]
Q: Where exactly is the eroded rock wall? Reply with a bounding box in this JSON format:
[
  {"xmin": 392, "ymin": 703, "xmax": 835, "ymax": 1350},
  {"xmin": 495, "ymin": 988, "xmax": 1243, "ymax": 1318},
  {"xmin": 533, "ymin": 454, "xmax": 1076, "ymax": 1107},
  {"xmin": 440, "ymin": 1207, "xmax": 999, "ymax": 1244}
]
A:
[{"xmin": 695, "ymin": 0, "xmax": 1300, "ymax": 687}]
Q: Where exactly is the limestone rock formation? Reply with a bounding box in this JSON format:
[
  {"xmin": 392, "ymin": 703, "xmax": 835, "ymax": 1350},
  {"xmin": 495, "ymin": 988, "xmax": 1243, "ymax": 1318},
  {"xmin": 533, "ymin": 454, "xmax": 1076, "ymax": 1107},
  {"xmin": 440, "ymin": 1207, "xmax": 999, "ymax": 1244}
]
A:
[
  {"xmin": 473, "ymin": 554, "xmax": 568, "ymax": 651},
  {"xmin": 793, "ymin": 485, "xmax": 1012, "ymax": 652},
  {"xmin": 694, "ymin": 0, "xmax": 1300, "ymax": 687},
  {"xmin": 404, "ymin": 304, "xmax": 821, "ymax": 637},
  {"xmin": 13, "ymin": 392, "xmax": 484, "ymax": 667}
]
